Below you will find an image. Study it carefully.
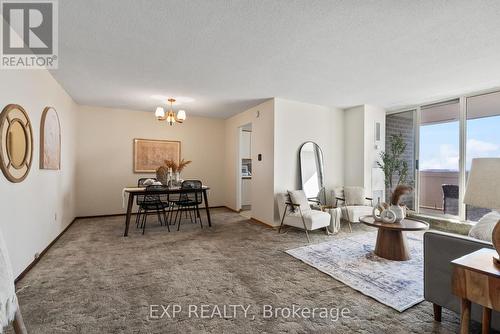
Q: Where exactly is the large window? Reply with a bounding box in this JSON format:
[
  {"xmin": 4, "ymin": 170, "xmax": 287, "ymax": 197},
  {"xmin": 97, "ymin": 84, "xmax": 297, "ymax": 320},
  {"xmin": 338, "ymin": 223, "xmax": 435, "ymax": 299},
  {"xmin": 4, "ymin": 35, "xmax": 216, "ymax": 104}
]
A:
[
  {"xmin": 387, "ymin": 90, "xmax": 500, "ymax": 222},
  {"xmin": 466, "ymin": 91, "xmax": 500, "ymax": 221},
  {"xmin": 419, "ymin": 100, "xmax": 460, "ymax": 218}
]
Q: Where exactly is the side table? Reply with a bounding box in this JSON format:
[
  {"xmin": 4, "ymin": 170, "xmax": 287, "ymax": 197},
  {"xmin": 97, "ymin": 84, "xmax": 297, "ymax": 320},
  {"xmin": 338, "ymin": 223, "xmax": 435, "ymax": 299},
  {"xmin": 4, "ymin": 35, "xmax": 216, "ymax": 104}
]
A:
[{"xmin": 452, "ymin": 248, "xmax": 500, "ymax": 334}]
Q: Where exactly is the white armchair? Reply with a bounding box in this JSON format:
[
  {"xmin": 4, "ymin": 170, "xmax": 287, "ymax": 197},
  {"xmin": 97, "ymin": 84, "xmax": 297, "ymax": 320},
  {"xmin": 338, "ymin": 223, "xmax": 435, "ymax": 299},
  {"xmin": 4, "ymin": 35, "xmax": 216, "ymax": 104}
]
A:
[
  {"xmin": 276, "ymin": 191, "xmax": 331, "ymax": 242},
  {"xmin": 333, "ymin": 186, "xmax": 373, "ymax": 232}
]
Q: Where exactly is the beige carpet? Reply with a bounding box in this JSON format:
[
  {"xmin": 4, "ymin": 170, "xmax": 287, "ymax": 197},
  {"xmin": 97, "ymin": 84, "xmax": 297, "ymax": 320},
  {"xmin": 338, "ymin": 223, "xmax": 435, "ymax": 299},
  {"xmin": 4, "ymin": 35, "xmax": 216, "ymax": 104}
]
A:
[{"xmin": 10, "ymin": 208, "xmax": 474, "ymax": 333}]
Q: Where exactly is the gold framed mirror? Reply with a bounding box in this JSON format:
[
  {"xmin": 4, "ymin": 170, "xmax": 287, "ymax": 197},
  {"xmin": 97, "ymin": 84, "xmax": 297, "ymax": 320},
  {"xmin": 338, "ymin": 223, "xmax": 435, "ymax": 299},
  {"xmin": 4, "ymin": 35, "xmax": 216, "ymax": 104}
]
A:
[{"xmin": 0, "ymin": 104, "xmax": 33, "ymax": 183}]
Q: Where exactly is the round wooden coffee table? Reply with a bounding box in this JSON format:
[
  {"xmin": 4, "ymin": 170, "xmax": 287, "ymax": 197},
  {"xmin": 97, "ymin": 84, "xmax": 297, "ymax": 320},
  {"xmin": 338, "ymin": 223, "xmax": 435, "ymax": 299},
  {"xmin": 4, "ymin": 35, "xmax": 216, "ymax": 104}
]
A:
[{"xmin": 359, "ymin": 215, "xmax": 429, "ymax": 261}]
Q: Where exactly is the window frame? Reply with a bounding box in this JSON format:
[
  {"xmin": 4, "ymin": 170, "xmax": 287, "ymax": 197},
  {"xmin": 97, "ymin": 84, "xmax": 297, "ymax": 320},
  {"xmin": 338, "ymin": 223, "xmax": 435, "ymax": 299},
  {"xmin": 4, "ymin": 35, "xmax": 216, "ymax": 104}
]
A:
[{"xmin": 387, "ymin": 87, "xmax": 500, "ymax": 222}]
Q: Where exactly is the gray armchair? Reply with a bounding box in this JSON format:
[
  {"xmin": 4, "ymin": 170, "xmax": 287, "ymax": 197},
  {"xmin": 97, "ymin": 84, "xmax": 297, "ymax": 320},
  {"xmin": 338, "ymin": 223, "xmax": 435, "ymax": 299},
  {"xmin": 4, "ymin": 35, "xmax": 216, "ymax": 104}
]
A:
[{"xmin": 424, "ymin": 231, "xmax": 500, "ymax": 330}]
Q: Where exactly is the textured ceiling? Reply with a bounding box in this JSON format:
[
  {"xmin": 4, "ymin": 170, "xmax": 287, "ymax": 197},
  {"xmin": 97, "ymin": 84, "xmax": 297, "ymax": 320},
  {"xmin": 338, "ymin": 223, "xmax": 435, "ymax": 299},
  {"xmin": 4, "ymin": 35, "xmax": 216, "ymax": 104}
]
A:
[{"xmin": 51, "ymin": 0, "xmax": 500, "ymax": 118}]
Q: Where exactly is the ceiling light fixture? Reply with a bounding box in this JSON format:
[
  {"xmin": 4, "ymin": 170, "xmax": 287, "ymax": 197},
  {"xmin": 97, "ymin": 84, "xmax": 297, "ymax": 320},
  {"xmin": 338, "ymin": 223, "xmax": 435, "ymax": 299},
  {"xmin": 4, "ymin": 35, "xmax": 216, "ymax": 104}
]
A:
[{"xmin": 155, "ymin": 98, "xmax": 186, "ymax": 126}]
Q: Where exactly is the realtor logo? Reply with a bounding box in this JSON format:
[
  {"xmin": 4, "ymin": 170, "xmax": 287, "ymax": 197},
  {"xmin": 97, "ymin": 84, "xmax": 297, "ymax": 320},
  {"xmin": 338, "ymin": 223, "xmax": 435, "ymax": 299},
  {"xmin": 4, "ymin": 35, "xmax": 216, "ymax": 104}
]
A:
[{"xmin": 1, "ymin": 0, "xmax": 58, "ymax": 69}]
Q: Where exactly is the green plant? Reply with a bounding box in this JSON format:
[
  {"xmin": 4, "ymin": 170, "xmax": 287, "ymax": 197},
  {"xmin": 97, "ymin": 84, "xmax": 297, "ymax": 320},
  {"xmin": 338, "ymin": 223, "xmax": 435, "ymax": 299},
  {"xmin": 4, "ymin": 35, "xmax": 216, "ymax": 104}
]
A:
[{"xmin": 377, "ymin": 133, "xmax": 410, "ymax": 192}]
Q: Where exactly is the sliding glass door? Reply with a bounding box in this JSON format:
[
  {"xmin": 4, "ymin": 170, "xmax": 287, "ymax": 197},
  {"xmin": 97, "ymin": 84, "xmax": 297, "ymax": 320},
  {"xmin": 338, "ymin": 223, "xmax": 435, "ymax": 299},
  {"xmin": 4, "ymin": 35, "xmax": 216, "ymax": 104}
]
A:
[
  {"xmin": 418, "ymin": 100, "xmax": 460, "ymax": 218},
  {"xmin": 387, "ymin": 89, "xmax": 500, "ymax": 222},
  {"xmin": 465, "ymin": 91, "xmax": 500, "ymax": 220},
  {"xmin": 385, "ymin": 110, "xmax": 416, "ymax": 210}
]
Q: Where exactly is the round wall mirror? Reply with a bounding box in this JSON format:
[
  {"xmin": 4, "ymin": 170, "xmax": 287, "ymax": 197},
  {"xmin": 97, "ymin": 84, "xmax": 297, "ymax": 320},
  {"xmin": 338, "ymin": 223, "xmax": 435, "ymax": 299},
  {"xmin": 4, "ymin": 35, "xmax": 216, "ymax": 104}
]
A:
[
  {"xmin": 7, "ymin": 119, "xmax": 28, "ymax": 168},
  {"xmin": 0, "ymin": 104, "xmax": 33, "ymax": 183}
]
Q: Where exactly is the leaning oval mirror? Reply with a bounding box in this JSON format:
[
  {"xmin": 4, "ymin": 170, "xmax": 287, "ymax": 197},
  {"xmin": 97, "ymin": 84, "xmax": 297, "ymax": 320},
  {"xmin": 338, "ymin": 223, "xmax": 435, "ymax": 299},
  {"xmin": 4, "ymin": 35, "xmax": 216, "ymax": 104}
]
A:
[
  {"xmin": 0, "ymin": 104, "xmax": 33, "ymax": 183},
  {"xmin": 299, "ymin": 141, "xmax": 325, "ymax": 204}
]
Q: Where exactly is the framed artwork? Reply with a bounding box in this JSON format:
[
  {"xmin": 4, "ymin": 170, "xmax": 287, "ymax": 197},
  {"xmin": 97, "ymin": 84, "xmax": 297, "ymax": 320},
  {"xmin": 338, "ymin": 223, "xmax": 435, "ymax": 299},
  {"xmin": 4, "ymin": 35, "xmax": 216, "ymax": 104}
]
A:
[
  {"xmin": 133, "ymin": 138, "xmax": 181, "ymax": 173},
  {"xmin": 40, "ymin": 107, "xmax": 61, "ymax": 170}
]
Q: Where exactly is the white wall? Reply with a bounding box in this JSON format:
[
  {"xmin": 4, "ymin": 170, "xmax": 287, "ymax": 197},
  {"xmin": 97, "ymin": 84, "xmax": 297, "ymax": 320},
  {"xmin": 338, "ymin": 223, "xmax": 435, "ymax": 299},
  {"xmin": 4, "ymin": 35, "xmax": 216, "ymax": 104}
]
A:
[
  {"xmin": 364, "ymin": 105, "xmax": 386, "ymax": 200},
  {"xmin": 274, "ymin": 98, "xmax": 344, "ymax": 222},
  {"xmin": 343, "ymin": 104, "xmax": 386, "ymax": 199},
  {"xmin": 343, "ymin": 106, "xmax": 365, "ymax": 187},
  {"xmin": 224, "ymin": 99, "xmax": 275, "ymax": 225},
  {"xmin": 0, "ymin": 70, "xmax": 78, "ymax": 277},
  {"xmin": 76, "ymin": 105, "xmax": 226, "ymax": 216}
]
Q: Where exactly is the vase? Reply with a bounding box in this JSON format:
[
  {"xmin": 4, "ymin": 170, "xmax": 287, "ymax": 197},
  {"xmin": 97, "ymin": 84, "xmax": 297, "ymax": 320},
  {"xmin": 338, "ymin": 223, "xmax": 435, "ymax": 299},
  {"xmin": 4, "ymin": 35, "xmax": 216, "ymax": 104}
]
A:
[
  {"xmin": 389, "ymin": 205, "xmax": 406, "ymax": 223},
  {"xmin": 156, "ymin": 166, "xmax": 169, "ymax": 185},
  {"xmin": 372, "ymin": 198, "xmax": 384, "ymax": 222},
  {"xmin": 380, "ymin": 209, "xmax": 396, "ymax": 224},
  {"xmin": 170, "ymin": 171, "xmax": 181, "ymax": 187},
  {"xmin": 493, "ymin": 221, "xmax": 500, "ymax": 265}
]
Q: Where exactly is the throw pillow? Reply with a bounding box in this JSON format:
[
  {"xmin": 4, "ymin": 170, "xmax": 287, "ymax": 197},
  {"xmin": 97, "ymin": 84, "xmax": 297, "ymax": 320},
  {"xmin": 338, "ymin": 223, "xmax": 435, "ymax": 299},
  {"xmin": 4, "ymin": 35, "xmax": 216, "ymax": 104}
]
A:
[
  {"xmin": 333, "ymin": 187, "xmax": 344, "ymax": 202},
  {"xmin": 344, "ymin": 186, "xmax": 365, "ymax": 206},
  {"xmin": 468, "ymin": 211, "xmax": 500, "ymax": 242},
  {"xmin": 287, "ymin": 190, "xmax": 311, "ymax": 213}
]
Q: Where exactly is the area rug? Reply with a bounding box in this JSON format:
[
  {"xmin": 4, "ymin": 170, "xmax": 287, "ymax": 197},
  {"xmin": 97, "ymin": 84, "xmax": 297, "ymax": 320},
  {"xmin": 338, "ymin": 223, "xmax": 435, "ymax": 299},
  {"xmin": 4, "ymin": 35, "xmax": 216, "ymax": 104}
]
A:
[{"xmin": 286, "ymin": 232, "xmax": 424, "ymax": 312}]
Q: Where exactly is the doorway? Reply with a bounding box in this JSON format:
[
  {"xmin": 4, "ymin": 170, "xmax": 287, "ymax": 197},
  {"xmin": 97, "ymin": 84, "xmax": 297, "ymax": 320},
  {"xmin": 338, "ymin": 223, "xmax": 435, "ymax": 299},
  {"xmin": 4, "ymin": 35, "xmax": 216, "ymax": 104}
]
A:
[{"xmin": 238, "ymin": 123, "xmax": 252, "ymax": 219}]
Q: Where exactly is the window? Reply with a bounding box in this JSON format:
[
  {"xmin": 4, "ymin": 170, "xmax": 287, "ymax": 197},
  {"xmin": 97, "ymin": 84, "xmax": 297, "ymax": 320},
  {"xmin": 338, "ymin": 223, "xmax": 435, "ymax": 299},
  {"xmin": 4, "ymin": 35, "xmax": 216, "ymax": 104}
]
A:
[
  {"xmin": 387, "ymin": 89, "xmax": 500, "ymax": 222},
  {"xmin": 466, "ymin": 91, "xmax": 500, "ymax": 221},
  {"xmin": 419, "ymin": 100, "xmax": 460, "ymax": 218},
  {"xmin": 385, "ymin": 110, "xmax": 415, "ymax": 210}
]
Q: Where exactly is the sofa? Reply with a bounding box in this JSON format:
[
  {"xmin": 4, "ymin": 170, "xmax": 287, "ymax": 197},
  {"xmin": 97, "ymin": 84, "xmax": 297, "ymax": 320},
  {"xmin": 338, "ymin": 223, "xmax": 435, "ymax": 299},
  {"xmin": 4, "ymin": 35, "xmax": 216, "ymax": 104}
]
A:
[{"xmin": 424, "ymin": 231, "xmax": 500, "ymax": 330}]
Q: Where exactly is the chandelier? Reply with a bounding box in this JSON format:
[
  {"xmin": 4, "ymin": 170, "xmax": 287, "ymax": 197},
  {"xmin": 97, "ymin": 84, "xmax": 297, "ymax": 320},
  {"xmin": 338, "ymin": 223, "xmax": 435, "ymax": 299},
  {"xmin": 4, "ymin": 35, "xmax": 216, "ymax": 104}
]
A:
[{"xmin": 155, "ymin": 98, "xmax": 186, "ymax": 126}]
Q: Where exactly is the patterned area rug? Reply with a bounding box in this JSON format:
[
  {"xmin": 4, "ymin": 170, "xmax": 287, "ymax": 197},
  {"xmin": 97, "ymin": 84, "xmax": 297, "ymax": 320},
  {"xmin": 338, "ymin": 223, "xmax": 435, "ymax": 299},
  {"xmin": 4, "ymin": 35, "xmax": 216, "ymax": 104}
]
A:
[{"xmin": 286, "ymin": 232, "xmax": 424, "ymax": 312}]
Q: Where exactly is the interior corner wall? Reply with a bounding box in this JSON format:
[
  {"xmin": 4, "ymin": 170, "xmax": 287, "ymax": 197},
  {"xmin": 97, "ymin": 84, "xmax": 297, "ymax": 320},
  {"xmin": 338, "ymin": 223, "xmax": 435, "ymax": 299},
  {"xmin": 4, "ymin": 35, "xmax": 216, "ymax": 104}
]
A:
[
  {"xmin": 224, "ymin": 99, "xmax": 275, "ymax": 225},
  {"xmin": 273, "ymin": 98, "xmax": 344, "ymax": 224},
  {"xmin": 363, "ymin": 105, "xmax": 386, "ymax": 200},
  {"xmin": 0, "ymin": 70, "xmax": 78, "ymax": 278},
  {"xmin": 75, "ymin": 105, "xmax": 226, "ymax": 216},
  {"xmin": 343, "ymin": 106, "xmax": 365, "ymax": 187},
  {"xmin": 343, "ymin": 104, "xmax": 386, "ymax": 199}
]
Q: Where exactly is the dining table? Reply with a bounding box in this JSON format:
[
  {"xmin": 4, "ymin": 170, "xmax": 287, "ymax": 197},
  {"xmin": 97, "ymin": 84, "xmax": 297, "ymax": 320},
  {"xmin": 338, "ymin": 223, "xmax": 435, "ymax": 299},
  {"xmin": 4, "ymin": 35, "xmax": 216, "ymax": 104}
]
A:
[{"xmin": 122, "ymin": 186, "xmax": 211, "ymax": 236}]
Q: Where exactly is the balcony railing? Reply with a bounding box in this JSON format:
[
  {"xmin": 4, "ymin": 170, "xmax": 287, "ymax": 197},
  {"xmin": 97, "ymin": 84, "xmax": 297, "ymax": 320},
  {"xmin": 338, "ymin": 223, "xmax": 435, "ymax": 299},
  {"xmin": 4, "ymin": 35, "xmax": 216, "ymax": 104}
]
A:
[{"xmin": 419, "ymin": 170, "xmax": 489, "ymax": 221}]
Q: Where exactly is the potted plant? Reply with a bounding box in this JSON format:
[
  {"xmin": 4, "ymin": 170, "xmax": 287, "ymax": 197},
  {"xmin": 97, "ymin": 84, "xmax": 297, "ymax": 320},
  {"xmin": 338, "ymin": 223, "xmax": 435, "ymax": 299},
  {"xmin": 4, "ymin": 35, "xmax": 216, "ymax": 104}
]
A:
[
  {"xmin": 376, "ymin": 133, "xmax": 414, "ymax": 221},
  {"xmin": 376, "ymin": 133, "xmax": 411, "ymax": 198}
]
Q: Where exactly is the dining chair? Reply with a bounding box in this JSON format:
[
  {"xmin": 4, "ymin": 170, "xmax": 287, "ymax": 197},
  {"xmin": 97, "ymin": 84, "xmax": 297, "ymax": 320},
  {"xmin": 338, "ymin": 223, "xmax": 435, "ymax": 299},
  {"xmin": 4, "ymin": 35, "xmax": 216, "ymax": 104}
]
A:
[
  {"xmin": 136, "ymin": 179, "xmax": 170, "ymax": 234},
  {"xmin": 173, "ymin": 180, "xmax": 203, "ymax": 231}
]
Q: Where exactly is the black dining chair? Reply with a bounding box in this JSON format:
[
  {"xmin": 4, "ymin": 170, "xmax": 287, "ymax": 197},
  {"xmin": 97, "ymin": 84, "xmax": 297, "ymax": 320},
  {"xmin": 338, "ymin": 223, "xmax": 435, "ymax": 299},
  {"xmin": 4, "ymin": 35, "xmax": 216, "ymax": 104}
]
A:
[
  {"xmin": 136, "ymin": 179, "xmax": 170, "ymax": 234},
  {"xmin": 173, "ymin": 180, "xmax": 203, "ymax": 231}
]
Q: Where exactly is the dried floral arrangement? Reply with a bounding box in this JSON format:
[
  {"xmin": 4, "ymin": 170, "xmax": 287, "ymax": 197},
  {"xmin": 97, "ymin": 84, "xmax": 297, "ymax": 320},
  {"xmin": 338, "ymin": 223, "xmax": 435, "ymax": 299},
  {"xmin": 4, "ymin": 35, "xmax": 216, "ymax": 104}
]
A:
[
  {"xmin": 163, "ymin": 158, "xmax": 192, "ymax": 173},
  {"xmin": 390, "ymin": 184, "xmax": 413, "ymax": 206}
]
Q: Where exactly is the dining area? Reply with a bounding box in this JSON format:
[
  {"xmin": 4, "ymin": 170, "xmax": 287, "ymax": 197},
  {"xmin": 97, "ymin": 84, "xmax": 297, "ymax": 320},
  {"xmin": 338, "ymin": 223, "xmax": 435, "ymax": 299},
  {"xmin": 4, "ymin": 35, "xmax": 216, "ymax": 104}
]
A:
[
  {"xmin": 122, "ymin": 179, "xmax": 212, "ymax": 236},
  {"xmin": 122, "ymin": 138, "xmax": 213, "ymax": 236}
]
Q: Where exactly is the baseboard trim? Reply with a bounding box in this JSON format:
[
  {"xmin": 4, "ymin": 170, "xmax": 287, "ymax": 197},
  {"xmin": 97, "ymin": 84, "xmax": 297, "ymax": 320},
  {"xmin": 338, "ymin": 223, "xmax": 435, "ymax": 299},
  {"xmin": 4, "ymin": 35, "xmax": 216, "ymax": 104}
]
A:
[
  {"xmin": 14, "ymin": 206, "xmax": 230, "ymax": 283},
  {"xmin": 75, "ymin": 206, "xmax": 227, "ymax": 220},
  {"xmin": 224, "ymin": 206, "xmax": 241, "ymax": 213},
  {"xmin": 15, "ymin": 217, "xmax": 78, "ymax": 284},
  {"xmin": 250, "ymin": 217, "xmax": 276, "ymax": 229}
]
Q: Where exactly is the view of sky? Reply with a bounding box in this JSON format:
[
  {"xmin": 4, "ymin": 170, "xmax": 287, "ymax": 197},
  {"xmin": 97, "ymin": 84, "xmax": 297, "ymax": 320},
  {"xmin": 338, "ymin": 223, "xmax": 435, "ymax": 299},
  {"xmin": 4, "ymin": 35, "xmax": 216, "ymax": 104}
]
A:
[{"xmin": 420, "ymin": 116, "xmax": 500, "ymax": 171}]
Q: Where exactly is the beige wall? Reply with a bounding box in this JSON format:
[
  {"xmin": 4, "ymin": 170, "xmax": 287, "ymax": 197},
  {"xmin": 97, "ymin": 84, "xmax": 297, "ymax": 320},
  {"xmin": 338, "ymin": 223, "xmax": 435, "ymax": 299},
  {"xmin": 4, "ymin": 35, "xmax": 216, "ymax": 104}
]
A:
[
  {"xmin": 0, "ymin": 70, "xmax": 78, "ymax": 277},
  {"xmin": 76, "ymin": 106, "xmax": 226, "ymax": 216},
  {"xmin": 224, "ymin": 99, "xmax": 275, "ymax": 225}
]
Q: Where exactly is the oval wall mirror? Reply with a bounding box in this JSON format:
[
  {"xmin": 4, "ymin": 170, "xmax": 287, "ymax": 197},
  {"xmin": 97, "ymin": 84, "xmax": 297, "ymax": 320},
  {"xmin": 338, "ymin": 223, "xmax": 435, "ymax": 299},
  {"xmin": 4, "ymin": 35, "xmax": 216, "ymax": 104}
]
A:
[
  {"xmin": 299, "ymin": 141, "xmax": 326, "ymax": 204},
  {"xmin": 0, "ymin": 104, "xmax": 33, "ymax": 183}
]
